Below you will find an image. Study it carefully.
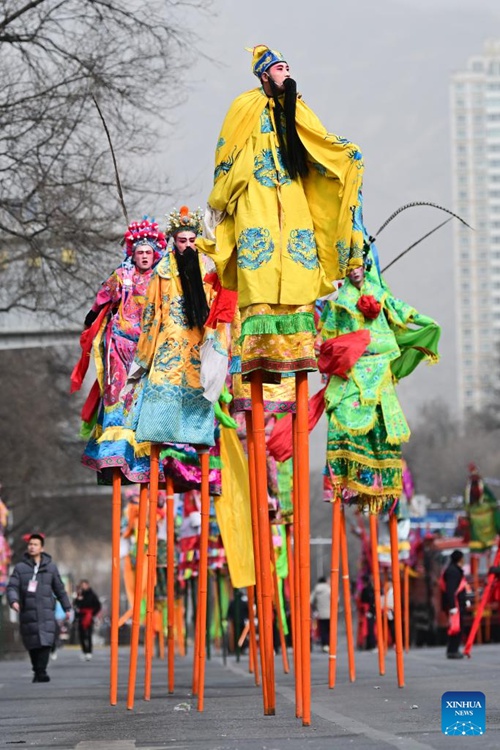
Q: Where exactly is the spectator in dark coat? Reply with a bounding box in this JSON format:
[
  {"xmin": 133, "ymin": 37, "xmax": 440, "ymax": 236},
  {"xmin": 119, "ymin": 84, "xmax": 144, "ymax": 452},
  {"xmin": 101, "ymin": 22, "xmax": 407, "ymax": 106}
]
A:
[
  {"xmin": 73, "ymin": 579, "xmax": 101, "ymax": 660},
  {"xmin": 360, "ymin": 574, "xmax": 376, "ymax": 651},
  {"xmin": 442, "ymin": 549, "xmax": 467, "ymax": 659},
  {"xmin": 6, "ymin": 534, "xmax": 71, "ymax": 682}
]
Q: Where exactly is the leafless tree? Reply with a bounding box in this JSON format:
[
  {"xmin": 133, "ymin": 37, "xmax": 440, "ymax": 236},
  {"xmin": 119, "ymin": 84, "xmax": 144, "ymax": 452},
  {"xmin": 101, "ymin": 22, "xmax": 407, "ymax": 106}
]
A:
[
  {"xmin": 0, "ymin": 0, "xmax": 211, "ymax": 319},
  {"xmin": 404, "ymin": 399, "xmax": 500, "ymax": 502}
]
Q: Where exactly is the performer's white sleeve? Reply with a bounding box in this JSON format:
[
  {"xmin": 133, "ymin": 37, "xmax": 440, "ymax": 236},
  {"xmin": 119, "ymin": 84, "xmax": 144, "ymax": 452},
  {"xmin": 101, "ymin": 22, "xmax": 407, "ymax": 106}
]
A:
[{"xmin": 203, "ymin": 205, "xmax": 226, "ymax": 242}]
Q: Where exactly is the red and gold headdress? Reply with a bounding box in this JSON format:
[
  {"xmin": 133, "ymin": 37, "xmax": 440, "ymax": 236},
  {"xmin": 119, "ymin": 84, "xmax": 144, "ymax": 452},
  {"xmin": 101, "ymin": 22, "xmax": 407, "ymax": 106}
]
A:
[{"xmin": 123, "ymin": 217, "xmax": 167, "ymax": 258}]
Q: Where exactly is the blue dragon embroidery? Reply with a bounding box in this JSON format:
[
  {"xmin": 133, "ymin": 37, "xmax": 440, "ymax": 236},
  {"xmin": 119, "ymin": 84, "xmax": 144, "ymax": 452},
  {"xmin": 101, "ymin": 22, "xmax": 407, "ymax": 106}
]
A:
[
  {"xmin": 287, "ymin": 229, "xmax": 319, "ymax": 269},
  {"xmin": 260, "ymin": 108, "xmax": 273, "ymax": 133},
  {"xmin": 169, "ymin": 295, "xmax": 189, "ymax": 328},
  {"xmin": 153, "ymin": 341, "xmax": 182, "ymax": 373},
  {"xmin": 325, "ymin": 132, "xmax": 352, "ymax": 146},
  {"xmin": 214, "ymin": 146, "xmax": 237, "ymax": 181},
  {"xmin": 310, "ymin": 161, "xmax": 328, "ymax": 176},
  {"xmin": 254, "ymin": 148, "xmax": 291, "ymax": 188},
  {"xmin": 237, "ymin": 228, "xmax": 274, "ymax": 269},
  {"xmin": 336, "ymin": 239, "xmax": 350, "ymax": 274},
  {"xmin": 348, "ymin": 147, "xmax": 363, "ymax": 168}
]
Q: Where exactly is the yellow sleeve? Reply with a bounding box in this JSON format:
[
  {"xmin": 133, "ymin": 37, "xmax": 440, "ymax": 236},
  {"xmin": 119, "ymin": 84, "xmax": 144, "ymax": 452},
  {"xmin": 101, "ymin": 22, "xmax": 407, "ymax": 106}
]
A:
[
  {"xmin": 134, "ymin": 272, "xmax": 162, "ymax": 371},
  {"xmin": 296, "ymin": 99, "xmax": 365, "ymax": 279},
  {"xmin": 208, "ymin": 139, "xmax": 254, "ymax": 215}
]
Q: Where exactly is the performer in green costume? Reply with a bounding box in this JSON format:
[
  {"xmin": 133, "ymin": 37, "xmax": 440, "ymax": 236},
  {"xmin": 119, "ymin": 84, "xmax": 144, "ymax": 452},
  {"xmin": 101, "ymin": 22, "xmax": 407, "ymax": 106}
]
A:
[{"xmin": 321, "ymin": 259, "xmax": 440, "ymax": 513}]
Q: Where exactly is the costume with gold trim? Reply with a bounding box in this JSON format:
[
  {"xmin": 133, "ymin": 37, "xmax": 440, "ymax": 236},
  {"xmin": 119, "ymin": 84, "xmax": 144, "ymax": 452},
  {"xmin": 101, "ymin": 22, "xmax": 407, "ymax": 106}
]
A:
[
  {"xmin": 81, "ymin": 219, "xmax": 166, "ymax": 483},
  {"xmin": 127, "ymin": 251, "xmax": 228, "ymax": 446},
  {"xmin": 198, "ymin": 64, "xmax": 365, "ymax": 378},
  {"xmin": 321, "ymin": 272, "xmax": 440, "ymax": 513}
]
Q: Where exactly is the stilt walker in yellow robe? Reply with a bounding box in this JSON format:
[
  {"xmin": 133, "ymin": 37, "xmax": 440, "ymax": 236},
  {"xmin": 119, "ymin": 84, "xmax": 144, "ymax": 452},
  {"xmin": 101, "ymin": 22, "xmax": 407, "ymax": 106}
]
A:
[{"xmin": 198, "ymin": 45, "xmax": 365, "ymax": 724}]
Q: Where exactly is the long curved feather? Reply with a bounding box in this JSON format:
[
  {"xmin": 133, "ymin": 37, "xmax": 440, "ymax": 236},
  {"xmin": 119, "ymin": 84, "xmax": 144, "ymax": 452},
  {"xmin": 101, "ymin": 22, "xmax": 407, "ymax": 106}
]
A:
[
  {"xmin": 381, "ymin": 218, "xmax": 452, "ymax": 273},
  {"xmin": 375, "ymin": 201, "xmax": 473, "ymax": 237},
  {"xmin": 92, "ymin": 96, "xmax": 129, "ymax": 225}
]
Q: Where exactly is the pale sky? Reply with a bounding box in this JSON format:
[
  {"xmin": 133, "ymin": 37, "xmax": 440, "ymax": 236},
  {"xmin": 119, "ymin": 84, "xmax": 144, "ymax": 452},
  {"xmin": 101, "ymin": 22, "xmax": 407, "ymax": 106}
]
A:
[{"xmin": 153, "ymin": 0, "xmax": 500, "ymax": 427}]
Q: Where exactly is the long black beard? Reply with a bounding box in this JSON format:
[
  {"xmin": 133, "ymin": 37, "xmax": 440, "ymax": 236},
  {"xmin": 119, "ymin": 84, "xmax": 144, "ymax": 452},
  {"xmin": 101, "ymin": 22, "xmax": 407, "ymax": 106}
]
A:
[
  {"xmin": 173, "ymin": 246, "xmax": 210, "ymax": 329},
  {"xmin": 269, "ymin": 76, "xmax": 309, "ymax": 180}
]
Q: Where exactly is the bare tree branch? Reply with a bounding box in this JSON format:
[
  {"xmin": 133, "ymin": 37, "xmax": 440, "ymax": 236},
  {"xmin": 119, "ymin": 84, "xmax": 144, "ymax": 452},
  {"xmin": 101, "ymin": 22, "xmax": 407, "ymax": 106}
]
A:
[{"xmin": 0, "ymin": 0, "xmax": 212, "ymax": 317}]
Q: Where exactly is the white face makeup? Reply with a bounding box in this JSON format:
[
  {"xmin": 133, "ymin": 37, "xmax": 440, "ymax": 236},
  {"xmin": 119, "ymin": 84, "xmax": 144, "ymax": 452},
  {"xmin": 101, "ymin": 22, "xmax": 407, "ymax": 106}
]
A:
[
  {"xmin": 348, "ymin": 265, "xmax": 365, "ymax": 288},
  {"xmin": 174, "ymin": 231, "xmax": 197, "ymax": 254},
  {"xmin": 132, "ymin": 244, "xmax": 155, "ymax": 271}
]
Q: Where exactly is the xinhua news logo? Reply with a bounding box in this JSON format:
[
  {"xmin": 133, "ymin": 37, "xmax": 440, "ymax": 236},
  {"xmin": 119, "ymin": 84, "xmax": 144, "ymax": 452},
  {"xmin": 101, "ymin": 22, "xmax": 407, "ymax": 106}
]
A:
[{"xmin": 441, "ymin": 691, "xmax": 486, "ymax": 736}]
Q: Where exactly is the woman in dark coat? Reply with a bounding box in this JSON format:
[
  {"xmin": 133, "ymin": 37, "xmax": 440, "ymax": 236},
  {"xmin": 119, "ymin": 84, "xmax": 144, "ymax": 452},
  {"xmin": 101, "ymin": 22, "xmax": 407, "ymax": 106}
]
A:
[
  {"xmin": 442, "ymin": 549, "xmax": 467, "ymax": 659},
  {"xmin": 7, "ymin": 533, "xmax": 71, "ymax": 682},
  {"xmin": 73, "ymin": 579, "xmax": 101, "ymax": 659}
]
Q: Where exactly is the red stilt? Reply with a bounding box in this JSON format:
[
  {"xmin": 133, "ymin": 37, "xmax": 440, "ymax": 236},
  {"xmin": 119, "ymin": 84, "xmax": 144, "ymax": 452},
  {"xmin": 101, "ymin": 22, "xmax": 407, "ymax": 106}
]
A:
[
  {"xmin": 328, "ymin": 499, "xmax": 341, "ymax": 689},
  {"xmin": 245, "ymin": 411, "xmax": 268, "ymax": 708},
  {"xmin": 369, "ymin": 513, "xmax": 385, "ymax": 675},
  {"xmin": 465, "ymin": 542, "xmax": 500, "ymax": 657},
  {"xmin": 389, "ymin": 513, "xmax": 405, "ymax": 687},
  {"xmin": 166, "ymin": 475, "xmax": 175, "ymax": 693},
  {"xmin": 340, "ymin": 506, "xmax": 355, "ymax": 682},
  {"xmin": 110, "ymin": 468, "xmax": 122, "ymax": 706},
  {"xmin": 197, "ymin": 452, "xmax": 210, "ymax": 712},
  {"xmin": 295, "ymin": 371, "xmax": 311, "ymax": 726},
  {"xmin": 250, "ymin": 373, "xmax": 276, "ymax": 715},
  {"xmin": 127, "ymin": 483, "xmax": 149, "ymax": 709},
  {"xmin": 471, "ymin": 555, "xmax": 482, "ymax": 644},
  {"xmin": 144, "ymin": 445, "xmax": 160, "ymax": 700}
]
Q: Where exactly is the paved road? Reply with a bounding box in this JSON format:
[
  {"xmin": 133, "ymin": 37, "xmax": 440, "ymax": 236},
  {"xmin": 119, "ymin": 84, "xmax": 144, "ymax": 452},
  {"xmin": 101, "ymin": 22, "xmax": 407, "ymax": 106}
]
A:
[{"xmin": 0, "ymin": 640, "xmax": 498, "ymax": 749}]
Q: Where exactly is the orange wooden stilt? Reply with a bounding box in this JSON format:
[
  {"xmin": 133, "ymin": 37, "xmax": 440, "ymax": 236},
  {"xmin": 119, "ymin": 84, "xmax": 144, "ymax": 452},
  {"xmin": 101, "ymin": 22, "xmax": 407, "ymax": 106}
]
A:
[
  {"xmin": 369, "ymin": 513, "xmax": 385, "ymax": 675},
  {"xmin": 118, "ymin": 608, "xmax": 133, "ymax": 628},
  {"xmin": 292, "ymin": 414, "xmax": 303, "ymax": 719},
  {"xmin": 245, "ymin": 411, "xmax": 268, "ymax": 708},
  {"xmin": 269, "ymin": 525, "xmax": 290, "ymax": 674},
  {"xmin": 166, "ymin": 476, "xmax": 175, "ymax": 693},
  {"xmin": 127, "ymin": 483, "xmax": 149, "ymax": 709},
  {"xmin": 250, "ymin": 373, "xmax": 276, "ymax": 715},
  {"xmin": 328, "ymin": 499, "xmax": 341, "ymax": 689},
  {"xmin": 192, "ymin": 582, "xmax": 201, "ymax": 695},
  {"xmin": 404, "ymin": 563, "xmax": 410, "ymax": 653},
  {"xmin": 295, "ymin": 371, "xmax": 311, "ymax": 726},
  {"xmin": 285, "ymin": 523, "xmax": 296, "ymax": 670},
  {"xmin": 248, "ymin": 630, "xmax": 255, "ymax": 673},
  {"xmin": 389, "ymin": 513, "xmax": 405, "ymax": 687},
  {"xmin": 144, "ymin": 444, "xmax": 160, "ymax": 700},
  {"xmin": 247, "ymin": 586, "xmax": 260, "ymax": 685},
  {"xmin": 382, "ymin": 572, "xmax": 389, "ymax": 652},
  {"xmin": 158, "ymin": 608, "xmax": 165, "ymax": 660},
  {"xmin": 340, "ymin": 506, "xmax": 355, "ymax": 682},
  {"xmin": 175, "ymin": 598, "xmax": 185, "ymax": 656},
  {"xmin": 197, "ymin": 451, "xmax": 210, "ymax": 712},
  {"xmin": 110, "ymin": 468, "xmax": 122, "ymax": 706}
]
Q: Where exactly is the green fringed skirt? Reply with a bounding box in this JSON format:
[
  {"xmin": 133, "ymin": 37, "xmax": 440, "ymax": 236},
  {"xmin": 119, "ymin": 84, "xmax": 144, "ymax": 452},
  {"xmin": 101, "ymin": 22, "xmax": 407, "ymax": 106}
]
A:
[{"xmin": 326, "ymin": 405, "xmax": 402, "ymax": 514}]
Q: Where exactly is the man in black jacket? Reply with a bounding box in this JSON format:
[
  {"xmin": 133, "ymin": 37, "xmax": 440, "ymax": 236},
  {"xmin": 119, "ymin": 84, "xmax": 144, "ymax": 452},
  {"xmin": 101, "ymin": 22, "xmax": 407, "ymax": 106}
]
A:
[
  {"xmin": 7, "ymin": 533, "xmax": 71, "ymax": 682},
  {"xmin": 442, "ymin": 549, "xmax": 467, "ymax": 659}
]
